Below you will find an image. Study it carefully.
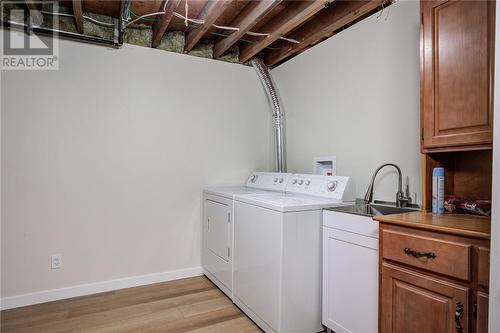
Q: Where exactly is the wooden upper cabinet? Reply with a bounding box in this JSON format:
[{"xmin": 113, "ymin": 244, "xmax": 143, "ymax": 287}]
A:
[{"xmin": 421, "ymin": 0, "xmax": 495, "ymax": 152}]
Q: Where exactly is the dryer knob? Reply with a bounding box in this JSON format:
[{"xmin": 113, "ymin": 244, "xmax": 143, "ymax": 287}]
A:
[
  {"xmin": 327, "ymin": 181, "xmax": 337, "ymax": 192},
  {"xmin": 298, "ymin": 180, "xmax": 304, "ymax": 185},
  {"xmin": 305, "ymin": 180, "xmax": 311, "ymax": 186},
  {"xmin": 279, "ymin": 178, "xmax": 284, "ymax": 183},
  {"xmin": 292, "ymin": 179, "xmax": 298, "ymax": 184},
  {"xmin": 274, "ymin": 177, "xmax": 278, "ymax": 183},
  {"xmin": 250, "ymin": 175, "xmax": 258, "ymax": 183}
]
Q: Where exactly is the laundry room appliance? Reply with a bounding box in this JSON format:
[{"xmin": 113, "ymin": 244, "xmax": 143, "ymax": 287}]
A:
[
  {"xmin": 322, "ymin": 209, "xmax": 379, "ymax": 333},
  {"xmin": 233, "ymin": 174, "xmax": 355, "ymax": 333},
  {"xmin": 202, "ymin": 172, "xmax": 292, "ymax": 298}
]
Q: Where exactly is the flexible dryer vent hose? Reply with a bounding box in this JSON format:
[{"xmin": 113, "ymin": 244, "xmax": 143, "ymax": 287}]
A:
[{"xmin": 251, "ymin": 58, "xmax": 286, "ymax": 173}]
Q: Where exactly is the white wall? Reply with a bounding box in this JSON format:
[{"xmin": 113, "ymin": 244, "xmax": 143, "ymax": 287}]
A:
[
  {"xmin": 489, "ymin": 2, "xmax": 500, "ymax": 331},
  {"xmin": 1, "ymin": 37, "xmax": 271, "ymax": 300},
  {"xmin": 272, "ymin": 1, "xmax": 421, "ymax": 203}
]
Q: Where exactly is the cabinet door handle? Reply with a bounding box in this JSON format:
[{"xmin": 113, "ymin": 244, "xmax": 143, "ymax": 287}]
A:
[
  {"xmin": 455, "ymin": 302, "xmax": 464, "ymax": 333},
  {"xmin": 403, "ymin": 247, "xmax": 436, "ymax": 259}
]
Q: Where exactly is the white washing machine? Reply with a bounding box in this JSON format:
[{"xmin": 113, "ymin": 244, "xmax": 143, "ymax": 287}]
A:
[
  {"xmin": 233, "ymin": 174, "xmax": 355, "ymax": 333},
  {"xmin": 202, "ymin": 172, "xmax": 292, "ymax": 298}
]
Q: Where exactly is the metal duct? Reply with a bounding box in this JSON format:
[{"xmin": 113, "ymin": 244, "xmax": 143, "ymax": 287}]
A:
[
  {"xmin": 2, "ymin": 19, "xmax": 121, "ymax": 48},
  {"xmin": 251, "ymin": 58, "xmax": 286, "ymax": 173}
]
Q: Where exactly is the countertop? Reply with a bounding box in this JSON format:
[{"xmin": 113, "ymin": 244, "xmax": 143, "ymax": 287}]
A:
[{"xmin": 373, "ymin": 211, "xmax": 491, "ymax": 239}]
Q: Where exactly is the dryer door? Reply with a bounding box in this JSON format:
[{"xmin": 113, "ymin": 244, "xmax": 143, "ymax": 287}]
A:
[{"xmin": 206, "ymin": 199, "xmax": 230, "ymax": 261}]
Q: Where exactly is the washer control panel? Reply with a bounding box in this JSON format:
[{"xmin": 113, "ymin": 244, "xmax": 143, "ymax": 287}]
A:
[
  {"xmin": 286, "ymin": 174, "xmax": 355, "ymax": 201},
  {"xmin": 246, "ymin": 172, "xmax": 292, "ymax": 192}
]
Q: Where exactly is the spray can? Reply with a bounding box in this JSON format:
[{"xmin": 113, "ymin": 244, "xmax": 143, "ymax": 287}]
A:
[{"xmin": 432, "ymin": 167, "xmax": 445, "ymax": 214}]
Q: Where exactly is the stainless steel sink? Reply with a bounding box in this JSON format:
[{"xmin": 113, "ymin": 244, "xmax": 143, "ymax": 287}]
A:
[{"xmin": 327, "ymin": 204, "xmax": 418, "ymax": 217}]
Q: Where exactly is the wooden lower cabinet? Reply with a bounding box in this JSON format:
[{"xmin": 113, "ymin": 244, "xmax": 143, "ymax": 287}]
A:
[
  {"xmin": 378, "ymin": 222, "xmax": 490, "ymax": 333},
  {"xmin": 381, "ymin": 263, "xmax": 469, "ymax": 333},
  {"xmin": 477, "ymin": 247, "xmax": 490, "ymax": 291},
  {"xmin": 476, "ymin": 292, "xmax": 489, "ymax": 333}
]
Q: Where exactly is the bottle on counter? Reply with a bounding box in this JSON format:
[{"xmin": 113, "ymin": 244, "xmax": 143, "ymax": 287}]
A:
[{"xmin": 432, "ymin": 167, "xmax": 445, "ymax": 214}]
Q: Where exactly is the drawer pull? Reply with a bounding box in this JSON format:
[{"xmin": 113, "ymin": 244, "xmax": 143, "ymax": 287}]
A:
[
  {"xmin": 403, "ymin": 247, "xmax": 437, "ymax": 259},
  {"xmin": 455, "ymin": 302, "xmax": 464, "ymax": 333}
]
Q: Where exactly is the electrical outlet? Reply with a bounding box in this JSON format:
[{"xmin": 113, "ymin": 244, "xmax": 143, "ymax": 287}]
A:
[{"xmin": 51, "ymin": 254, "xmax": 62, "ymax": 269}]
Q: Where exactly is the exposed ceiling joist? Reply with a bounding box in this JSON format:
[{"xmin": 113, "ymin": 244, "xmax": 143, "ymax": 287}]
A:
[
  {"xmin": 24, "ymin": 0, "xmax": 40, "ymax": 10},
  {"xmin": 151, "ymin": 0, "xmax": 182, "ymax": 48},
  {"xmin": 264, "ymin": 0, "xmax": 387, "ymax": 66},
  {"xmin": 72, "ymin": 0, "xmax": 84, "ymax": 34},
  {"xmin": 213, "ymin": 0, "xmax": 282, "ymax": 58},
  {"xmin": 12, "ymin": 0, "xmax": 390, "ymax": 66},
  {"xmin": 185, "ymin": 0, "xmax": 232, "ymax": 52},
  {"xmin": 119, "ymin": 0, "xmax": 132, "ymax": 44},
  {"xmin": 238, "ymin": 0, "xmax": 328, "ymax": 63},
  {"xmin": 24, "ymin": 0, "xmax": 43, "ymax": 28}
]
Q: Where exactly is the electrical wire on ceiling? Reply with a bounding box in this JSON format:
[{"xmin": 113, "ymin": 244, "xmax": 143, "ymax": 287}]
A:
[
  {"xmin": 41, "ymin": 9, "xmax": 282, "ymax": 50},
  {"xmin": 376, "ymin": 0, "xmax": 392, "ymax": 21},
  {"xmin": 126, "ymin": 0, "xmax": 301, "ymax": 44},
  {"xmin": 41, "ymin": 10, "xmax": 114, "ymax": 27},
  {"xmin": 209, "ymin": 31, "xmax": 281, "ymax": 50},
  {"xmin": 41, "ymin": 0, "xmax": 302, "ymax": 47}
]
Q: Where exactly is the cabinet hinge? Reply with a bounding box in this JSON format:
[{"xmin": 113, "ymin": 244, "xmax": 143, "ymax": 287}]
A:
[
  {"xmin": 421, "ymin": 12, "xmax": 423, "ymax": 25},
  {"xmin": 227, "ymin": 247, "xmax": 230, "ymax": 258},
  {"xmin": 228, "ymin": 212, "xmax": 231, "ymax": 223},
  {"xmin": 473, "ymin": 301, "xmax": 477, "ymax": 319},
  {"xmin": 421, "ymin": 128, "xmax": 424, "ymax": 141}
]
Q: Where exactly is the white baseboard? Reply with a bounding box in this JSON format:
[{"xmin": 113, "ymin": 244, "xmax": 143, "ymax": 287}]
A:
[{"xmin": 1, "ymin": 266, "xmax": 203, "ymax": 310}]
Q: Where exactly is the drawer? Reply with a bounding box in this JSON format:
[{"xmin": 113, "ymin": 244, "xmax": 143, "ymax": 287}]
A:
[
  {"xmin": 382, "ymin": 228, "xmax": 472, "ymax": 281},
  {"xmin": 478, "ymin": 247, "xmax": 490, "ymax": 289}
]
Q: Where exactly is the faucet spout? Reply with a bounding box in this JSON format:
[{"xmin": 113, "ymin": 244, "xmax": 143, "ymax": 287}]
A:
[{"xmin": 364, "ymin": 163, "xmax": 408, "ymax": 208}]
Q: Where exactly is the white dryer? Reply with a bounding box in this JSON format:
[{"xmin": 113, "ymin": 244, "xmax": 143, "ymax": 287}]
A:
[
  {"xmin": 202, "ymin": 172, "xmax": 292, "ymax": 298},
  {"xmin": 233, "ymin": 174, "xmax": 355, "ymax": 333}
]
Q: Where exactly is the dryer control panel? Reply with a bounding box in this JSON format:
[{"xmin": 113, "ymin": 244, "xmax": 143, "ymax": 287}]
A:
[
  {"xmin": 246, "ymin": 172, "xmax": 292, "ymax": 192},
  {"xmin": 286, "ymin": 174, "xmax": 355, "ymax": 201}
]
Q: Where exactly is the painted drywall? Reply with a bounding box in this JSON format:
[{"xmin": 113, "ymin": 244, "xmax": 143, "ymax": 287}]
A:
[
  {"xmin": 1, "ymin": 35, "xmax": 271, "ymax": 299},
  {"xmin": 272, "ymin": 1, "xmax": 421, "ymax": 203},
  {"xmin": 489, "ymin": 2, "xmax": 500, "ymax": 331}
]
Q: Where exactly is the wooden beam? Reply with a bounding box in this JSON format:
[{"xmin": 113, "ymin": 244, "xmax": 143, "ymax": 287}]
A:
[
  {"xmin": 24, "ymin": 0, "xmax": 43, "ymax": 27},
  {"xmin": 264, "ymin": 0, "xmax": 386, "ymax": 66},
  {"xmin": 24, "ymin": 0, "xmax": 40, "ymax": 10},
  {"xmin": 72, "ymin": 0, "xmax": 84, "ymax": 34},
  {"xmin": 213, "ymin": 0, "xmax": 281, "ymax": 58},
  {"xmin": 185, "ymin": 0, "xmax": 232, "ymax": 52},
  {"xmin": 151, "ymin": 0, "xmax": 182, "ymax": 47},
  {"xmin": 118, "ymin": 0, "xmax": 132, "ymax": 45},
  {"xmin": 238, "ymin": 0, "xmax": 327, "ymax": 63}
]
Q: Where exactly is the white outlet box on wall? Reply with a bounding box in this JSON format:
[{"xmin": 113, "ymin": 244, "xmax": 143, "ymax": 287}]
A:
[
  {"xmin": 51, "ymin": 254, "xmax": 62, "ymax": 269},
  {"xmin": 313, "ymin": 156, "xmax": 336, "ymax": 176}
]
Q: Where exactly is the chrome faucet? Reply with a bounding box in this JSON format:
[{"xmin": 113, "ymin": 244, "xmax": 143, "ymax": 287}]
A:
[{"xmin": 364, "ymin": 163, "xmax": 412, "ymax": 208}]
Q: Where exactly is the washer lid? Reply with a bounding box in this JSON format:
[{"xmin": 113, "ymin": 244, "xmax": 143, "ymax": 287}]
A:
[
  {"xmin": 235, "ymin": 193, "xmax": 352, "ymax": 212},
  {"xmin": 204, "ymin": 186, "xmax": 274, "ymax": 199}
]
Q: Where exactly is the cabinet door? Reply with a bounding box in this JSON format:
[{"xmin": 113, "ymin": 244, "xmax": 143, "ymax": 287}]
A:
[
  {"xmin": 322, "ymin": 226, "xmax": 378, "ymax": 333},
  {"xmin": 381, "ymin": 263, "xmax": 469, "ymax": 333},
  {"xmin": 475, "ymin": 292, "xmax": 488, "ymax": 333},
  {"xmin": 477, "ymin": 247, "xmax": 490, "ymax": 291},
  {"xmin": 421, "ymin": 0, "xmax": 495, "ymax": 151}
]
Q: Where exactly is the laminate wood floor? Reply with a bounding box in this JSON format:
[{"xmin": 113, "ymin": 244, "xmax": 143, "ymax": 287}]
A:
[{"xmin": 0, "ymin": 276, "xmax": 262, "ymax": 333}]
